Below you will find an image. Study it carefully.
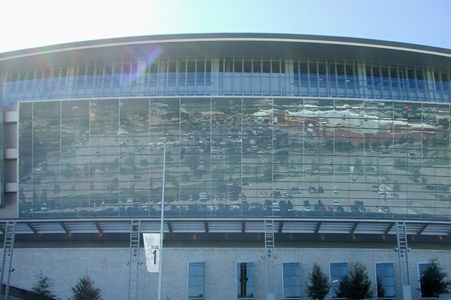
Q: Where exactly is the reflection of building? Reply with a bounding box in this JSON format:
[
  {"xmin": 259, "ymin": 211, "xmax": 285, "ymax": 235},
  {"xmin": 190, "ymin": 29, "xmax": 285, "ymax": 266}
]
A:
[{"xmin": 1, "ymin": 33, "xmax": 451, "ymax": 299}]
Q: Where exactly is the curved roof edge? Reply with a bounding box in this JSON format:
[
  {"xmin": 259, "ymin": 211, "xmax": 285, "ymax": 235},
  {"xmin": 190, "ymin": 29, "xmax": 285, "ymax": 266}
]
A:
[
  {"xmin": 2, "ymin": 33, "xmax": 451, "ymax": 57},
  {"xmin": 1, "ymin": 33, "xmax": 451, "ymax": 70}
]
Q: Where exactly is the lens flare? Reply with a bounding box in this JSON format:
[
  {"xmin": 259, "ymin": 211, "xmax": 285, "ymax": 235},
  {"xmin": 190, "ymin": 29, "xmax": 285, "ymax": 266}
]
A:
[{"xmin": 121, "ymin": 44, "xmax": 163, "ymax": 86}]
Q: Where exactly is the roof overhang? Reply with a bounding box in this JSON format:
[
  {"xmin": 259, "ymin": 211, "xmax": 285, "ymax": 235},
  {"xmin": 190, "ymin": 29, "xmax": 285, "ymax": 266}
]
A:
[
  {"xmin": 1, "ymin": 33, "xmax": 451, "ymax": 72},
  {"xmin": 2, "ymin": 217, "xmax": 451, "ymax": 245}
]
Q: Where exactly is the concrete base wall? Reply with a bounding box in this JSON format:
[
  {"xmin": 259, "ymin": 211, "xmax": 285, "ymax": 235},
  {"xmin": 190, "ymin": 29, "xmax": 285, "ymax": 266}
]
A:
[{"xmin": 6, "ymin": 245, "xmax": 451, "ymax": 300}]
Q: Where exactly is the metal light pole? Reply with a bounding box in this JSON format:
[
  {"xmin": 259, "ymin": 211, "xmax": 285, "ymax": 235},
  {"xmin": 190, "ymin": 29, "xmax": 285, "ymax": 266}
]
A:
[{"xmin": 157, "ymin": 137, "xmax": 167, "ymax": 300}]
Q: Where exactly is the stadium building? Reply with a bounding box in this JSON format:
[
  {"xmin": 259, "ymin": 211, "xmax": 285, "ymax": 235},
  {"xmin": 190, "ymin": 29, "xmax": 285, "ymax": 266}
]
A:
[{"xmin": 0, "ymin": 33, "xmax": 451, "ymax": 300}]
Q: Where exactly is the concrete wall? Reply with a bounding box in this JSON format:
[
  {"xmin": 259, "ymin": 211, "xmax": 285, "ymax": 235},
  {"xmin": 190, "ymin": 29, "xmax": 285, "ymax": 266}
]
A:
[{"xmin": 5, "ymin": 244, "xmax": 451, "ymax": 300}]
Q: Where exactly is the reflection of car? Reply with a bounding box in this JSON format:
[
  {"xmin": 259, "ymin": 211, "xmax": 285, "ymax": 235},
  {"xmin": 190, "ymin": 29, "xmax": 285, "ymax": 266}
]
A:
[
  {"xmin": 291, "ymin": 187, "xmax": 301, "ymax": 194},
  {"xmin": 318, "ymin": 186, "xmax": 324, "ymax": 193},
  {"xmin": 250, "ymin": 202, "xmax": 263, "ymax": 212},
  {"xmin": 308, "ymin": 187, "xmax": 317, "ymax": 194},
  {"xmin": 382, "ymin": 206, "xmax": 391, "ymax": 213},
  {"xmin": 272, "ymin": 191, "xmax": 281, "ymax": 197},
  {"xmin": 351, "ymin": 206, "xmax": 360, "ymax": 213},
  {"xmin": 272, "ymin": 201, "xmax": 280, "ymax": 212},
  {"xmin": 334, "ymin": 187, "xmax": 338, "ymax": 194},
  {"xmin": 20, "ymin": 176, "xmax": 31, "ymax": 182},
  {"xmin": 335, "ymin": 205, "xmax": 345, "ymax": 212},
  {"xmin": 284, "ymin": 192, "xmax": 293, "ymax": 198},
  {"xmin": 303, "ymin": 200, "xmax": 312, "ymax": 211},
  {"xmin": 231, "ymin": 202, "xmax": 241, "ymax": 210}
]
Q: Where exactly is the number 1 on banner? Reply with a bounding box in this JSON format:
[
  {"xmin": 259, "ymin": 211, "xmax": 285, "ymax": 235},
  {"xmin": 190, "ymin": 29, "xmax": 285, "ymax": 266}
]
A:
[{"xmin": 143, "ymin": 233, "xmax": 160, "ymax": 273}]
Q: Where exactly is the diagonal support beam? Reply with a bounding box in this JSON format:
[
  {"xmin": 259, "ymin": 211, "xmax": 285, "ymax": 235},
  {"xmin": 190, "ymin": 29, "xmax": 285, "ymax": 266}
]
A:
[
  {"xmin": 167, "ymin": 221, "xmax": 173, "ymax": 233},
  {"xmin": 314, "ymin": 222, "xmax": 321, "ymax": 233},
  {"xmin": 278, "ymin": 221, "xmax": 284, "ymax": 233},
  {"xmin": 26, "ymin": 222, "xmax": 38, "ymax": 234},
  {"xmin": 60, "ymin": 222, "xmax": 70, "ymax": 233},
  {"xmin": 94, "ymin": 222, "xmax": 103, "ymax": 233},
  {"xmin": 385, "ymin": 223, "xmax": 395, "ymax": 235}
]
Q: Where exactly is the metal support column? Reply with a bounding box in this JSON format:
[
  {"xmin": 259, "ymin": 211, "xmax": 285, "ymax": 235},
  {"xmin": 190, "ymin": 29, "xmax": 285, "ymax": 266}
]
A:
[
  {"xmin": 264, "ymin": 219, "xmax": 275, "ymax": 300},
  {"xmin": 128, "ymin": 219, "xmax": 141, "ymax": 300},
  {"xmin": 395, "ymin": 221, "xmax": 412, "ymax": 300},
  {"xmin": 1, "ymin": 221, "xmax": 16, "ymax": 300}
]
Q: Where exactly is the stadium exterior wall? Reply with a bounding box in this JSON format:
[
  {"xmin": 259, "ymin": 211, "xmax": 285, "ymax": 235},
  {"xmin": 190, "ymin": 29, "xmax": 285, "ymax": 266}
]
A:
[
  {"xmin": 4, "ymin": 243, "xmax": 451, "ymax": 300},
  {"xmin": 0, "ymin": 33, "xmax": 451, "ymax": 300}
]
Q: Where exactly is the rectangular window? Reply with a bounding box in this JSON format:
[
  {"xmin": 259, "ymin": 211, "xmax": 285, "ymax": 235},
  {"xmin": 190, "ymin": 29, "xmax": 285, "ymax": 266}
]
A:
[
  {"xmin": 234, "ymin": 58, "xmax": 243, "ymax": 73},
  {"xmin": 283, "ymin": 262, "xmax": 301, "ymax": 299},
  {"xmin": 237, "ymin": 262, "xmax": 253, "ymax": 299},
  {"xmin": 375, "ymin": 262, "xmax": 396, "ymax": 298},
  {"xmin": 418, "ymin": 262, "xmax": 433, "ymax": 298},
  {"xmin": 262, "ymin": 59, "xmax": 271, "ymax": 73},
  {"xmin": 253, "ymin": 58, "xmax": 261, "ymax": 73},
  {"xmin": 272, "ymin": 59, "xmax": 280, "ymax": 73},
  {"xmin": 330, "ymin": 262, "xmax": 348, "ymax": 298},
  {"xmin": 188, "ymin": 262, "xmax": 204, "ymax": 299},
  {"xmin": 243, "ymin": 59, "xmax": 252, "ymax": 73}
]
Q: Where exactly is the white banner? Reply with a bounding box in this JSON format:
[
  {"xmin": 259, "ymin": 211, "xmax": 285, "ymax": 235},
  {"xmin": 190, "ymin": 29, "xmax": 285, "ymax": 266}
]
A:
[{"xmin": 143, "ymin": 233, "xmax": 160, "ymax": 273}]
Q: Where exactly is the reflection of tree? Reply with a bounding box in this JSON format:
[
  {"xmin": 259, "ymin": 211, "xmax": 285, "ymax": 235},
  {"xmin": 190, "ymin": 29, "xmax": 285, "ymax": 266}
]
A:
[
  {"xmin": 275, "ymin": 150, "xmax": 288, "ymax": 165},
  {"xmin": 354, "ymin": 158, "xmax": 363, "ymax": 174},
  {"xmin": 19, "ymin": 187, "xmax": 26, "ymax": 202},
  {"xmin": 384, "ymin": 140, "xmax": 391, "ymax": 150},
  {"xmin": 311, "ymin": 160, "xmax": 319, "ymax": 174},
  {"xmin": 394, "ymin": 159, "xmax": 408, "ymax": 171},
  {"xmin": 181, "ymin": 172, "xmax": 190, "ymax": 183},
  {"xmin": 33, "ymin": 190, "xmax": 38, "ymax": 203},
  {"xmin": 393, "ymin": 181, "xmax": 401, "ymax": 192},
  {"xmin": 107, "ymin": 177, "xmax": 119, "ymax": 194},
  {"xmin": 376, "ymin": 276, "xmax": 386, "ymax": 298},
  {"xmin": 53, "ymin": 184, "xmax": 60, "ymax": 195},
  {"xmin": 185, "ymin": 155, "xmax": 200, "ymax": 172}
]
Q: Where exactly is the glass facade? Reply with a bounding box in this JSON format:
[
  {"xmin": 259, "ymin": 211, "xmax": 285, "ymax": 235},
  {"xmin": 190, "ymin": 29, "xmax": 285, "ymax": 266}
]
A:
[
  {"xmin": 282, "ymin": 262, "xmax": 301, "ymax": 299},
  {"xmin": 2, "ymin": 58, "xmax": 451, "ymax": 106},
  {"xmin": 18, "ymin": 97, "xmax": 451, "ymax": 219},
  {"xmin": 375, "ymin": 262, "xmax": 396, "ymax": 298}
]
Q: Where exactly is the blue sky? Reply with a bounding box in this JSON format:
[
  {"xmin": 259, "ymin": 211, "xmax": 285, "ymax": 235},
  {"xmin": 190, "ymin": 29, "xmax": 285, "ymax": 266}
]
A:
[{"xmin": 1, "ymin": 0, "xmax": 450, "ymax": 53}]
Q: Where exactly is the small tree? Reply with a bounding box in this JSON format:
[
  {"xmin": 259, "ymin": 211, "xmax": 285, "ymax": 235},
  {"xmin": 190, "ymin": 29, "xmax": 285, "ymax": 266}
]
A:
[
  {"xmin": 335, "ymin": 262, "xmax": 373, "ymax": 300},
  {"xmin": 306, "ymin": 263, "xmax": 330, "ymax": 300},
  {"xmin": 420, "ymin": 258, "xmax": 451, "ymax": 299},
  {"xmin": 31, "ymin": 271, "xmax": 57, "ymax": 300},
  {"xmin": 68, "ymin": 275, "xmax": 102, "ymax": 300}
]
